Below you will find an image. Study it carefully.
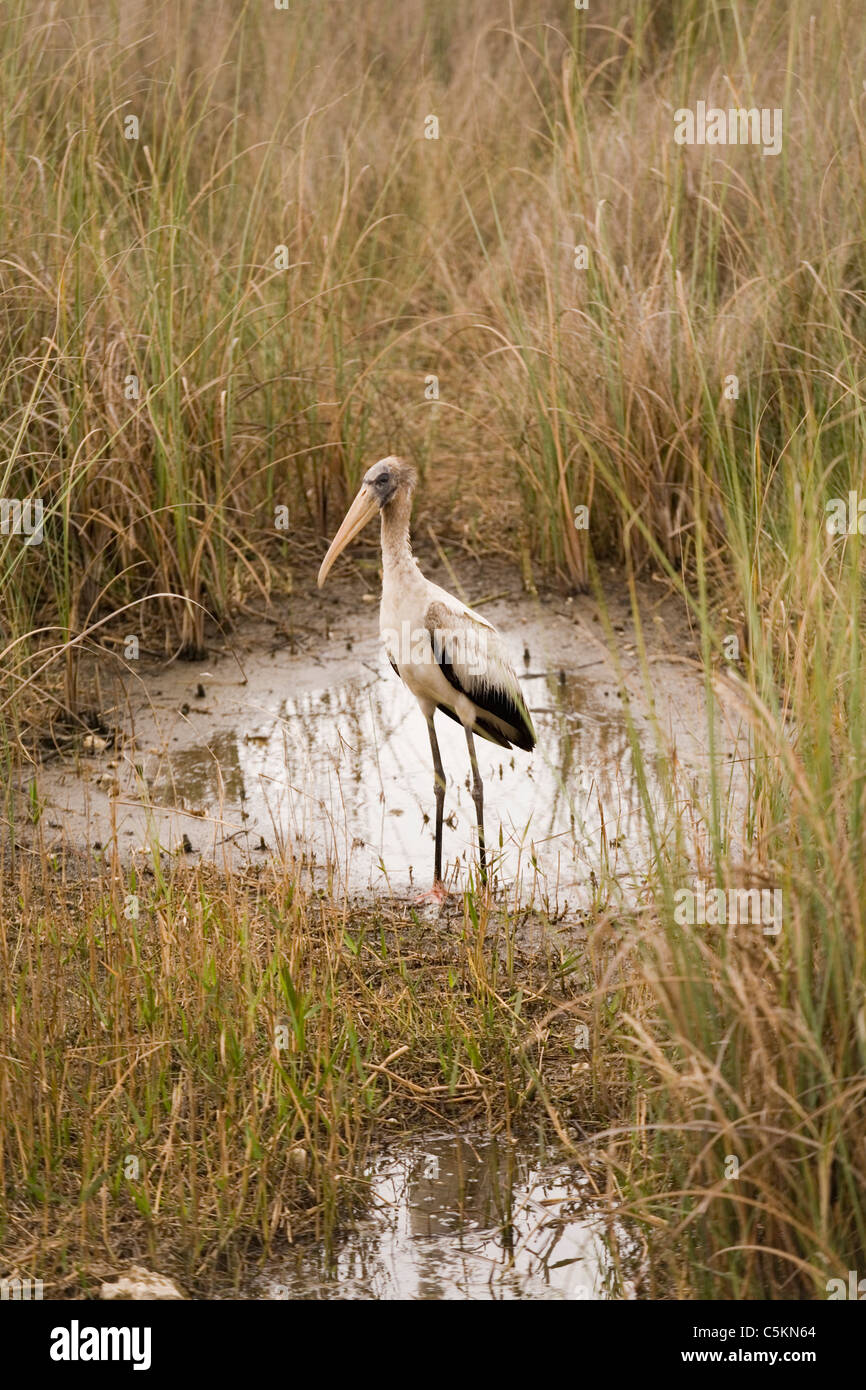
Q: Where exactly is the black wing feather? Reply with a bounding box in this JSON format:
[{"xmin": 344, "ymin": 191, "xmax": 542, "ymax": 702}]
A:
[{"xmin": 426, "ymin": 606, "xmax": 536, "ymax": 752}]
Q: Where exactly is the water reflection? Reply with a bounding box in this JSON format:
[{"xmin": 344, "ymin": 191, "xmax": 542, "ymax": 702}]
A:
[
  {"xmin": 146, "ymin": 659, "xmax": 655, "ymax": 898},
  {"xmin": 156, "ymin": 729, "xmax": 247, "ymax": 807},
  {"xmin": 262, "ymin": 1134, "xmax": 617, "ymax": 1301}
]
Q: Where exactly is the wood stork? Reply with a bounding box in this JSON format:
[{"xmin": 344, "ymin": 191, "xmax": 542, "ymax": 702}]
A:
[{"xmin": 317, "ymin": 456, "xmax": 536, "ymax": 900}]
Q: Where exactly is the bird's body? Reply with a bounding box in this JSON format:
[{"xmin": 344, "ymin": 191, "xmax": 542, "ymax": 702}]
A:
[
  {"xmin": 318, "ymin": 456, "xmax": 536, "ymax": 895},
  {"xmin": 378, "ymin": 510, "xmax": 535, "ymax": 752}
]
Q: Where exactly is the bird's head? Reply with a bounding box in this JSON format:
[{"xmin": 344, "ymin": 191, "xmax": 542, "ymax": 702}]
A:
[{"xmin": 317, "ymin": 456, "xmax": 416, "ymax": 587}]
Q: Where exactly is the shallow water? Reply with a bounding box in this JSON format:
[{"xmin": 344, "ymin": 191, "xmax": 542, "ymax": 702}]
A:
[
  {"xmin": 147, "ymin": 663, "xmax": 650, "ymax": 899},
  {"xmin": 31, "ymin": 594, "xmax": 742, "ymax": 902},
  {"xmin": 259, "ymin": 1132, "xmax": 621, "ymax": 1301}
]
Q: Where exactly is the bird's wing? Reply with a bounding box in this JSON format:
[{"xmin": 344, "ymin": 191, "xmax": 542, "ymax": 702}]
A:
[{"xmin": 424, "ymin": 598, "xmax": 536, "ymax": 751}]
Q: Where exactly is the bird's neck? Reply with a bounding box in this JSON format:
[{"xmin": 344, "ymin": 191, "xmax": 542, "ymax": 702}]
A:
[{"xmin": 379, "ymin": 491, "xmax": 418, "ymax": 579}]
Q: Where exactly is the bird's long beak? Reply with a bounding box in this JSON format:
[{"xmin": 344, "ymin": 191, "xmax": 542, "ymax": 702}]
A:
[{"xmin": 317, "ymin": 483, "xmax": 379, "ymax": 587}]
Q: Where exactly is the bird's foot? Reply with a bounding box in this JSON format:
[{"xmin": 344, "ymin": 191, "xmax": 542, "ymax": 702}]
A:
[{"xmin": 415, "ymin": 881, "xmax": 449, "ymax": 907}]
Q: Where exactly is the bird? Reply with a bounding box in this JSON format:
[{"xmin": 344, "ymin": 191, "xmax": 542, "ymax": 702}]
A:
[{"xmin": 317, "ymin": 456, "xmax": 536, "ymax": 900}]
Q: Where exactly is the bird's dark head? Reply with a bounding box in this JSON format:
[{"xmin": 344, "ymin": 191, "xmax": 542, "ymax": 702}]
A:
[
  {"xmin": 317, "ymin": 456, "xmax": 417, "ymax": 587},
  {"xmin": 362, "ymin": 456, "xmax": 417, "ymax": 508}
]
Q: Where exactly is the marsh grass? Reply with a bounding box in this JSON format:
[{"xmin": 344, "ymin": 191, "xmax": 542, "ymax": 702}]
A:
[
  {"xmin": 0, "ymin": 827, "xmax": 605, "ymax": 1296},
  {"xmin": 2, "ymin": 0, "xmax": 866, "ymax": 1297}
]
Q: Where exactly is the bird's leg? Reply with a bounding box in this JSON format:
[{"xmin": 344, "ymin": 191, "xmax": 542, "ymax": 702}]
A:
[
  {"xmin": 465, "ymin": 728, "xmax": 487, "ymax": 885},
  {"xmin": 417, "ymin": 714, "xmax": 448, "ymax": 903},
  {"xmin": 428, "ymin": 716, "xmax": 446, "ymax": 884}
]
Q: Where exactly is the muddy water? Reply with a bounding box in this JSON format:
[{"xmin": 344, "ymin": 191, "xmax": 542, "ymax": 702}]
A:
[
  {"xmin": 259, "ymin": 1132, "xmax": 623, "ymax": 1300},
  {"xmin": 31, "ymin": 592, "xmax": 745, "ymax": 903},
  {"xmin": 148, "ymin": 664, "xmax": 650, "ymax": 899}
]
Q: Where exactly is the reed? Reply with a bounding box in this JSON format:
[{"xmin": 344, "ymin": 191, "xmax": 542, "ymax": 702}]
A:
[{"xmin": 2, "ymin": 0, "xmax": 864, "ymax": 1298}]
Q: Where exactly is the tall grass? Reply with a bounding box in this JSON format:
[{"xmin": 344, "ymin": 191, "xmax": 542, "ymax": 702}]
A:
[{"xmin": 2, "ymin": 0, "xmax": 865, "ymax": 1296}]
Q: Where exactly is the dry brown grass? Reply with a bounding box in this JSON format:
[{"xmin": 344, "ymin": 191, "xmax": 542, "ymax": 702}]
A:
[{"xmin": 2, "ymin": 0, "xmax": 866, "ymax": 1299}]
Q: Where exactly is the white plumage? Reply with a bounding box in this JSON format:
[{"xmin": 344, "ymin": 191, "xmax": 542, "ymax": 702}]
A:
[{"xmin": 318, "ymin": 456, "xmax": 536, "ymax": 898}]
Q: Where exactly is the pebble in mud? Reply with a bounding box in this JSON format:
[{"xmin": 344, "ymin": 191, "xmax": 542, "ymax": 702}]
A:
[{"xmin": 101, "ymin": 1266, "xmax": 184, "ymax": 1301}]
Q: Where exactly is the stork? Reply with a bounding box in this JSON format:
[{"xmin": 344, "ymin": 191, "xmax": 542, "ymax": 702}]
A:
[{"xmin": 317, "ymin": 456, "xmax": 536, "ymax": 900}]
